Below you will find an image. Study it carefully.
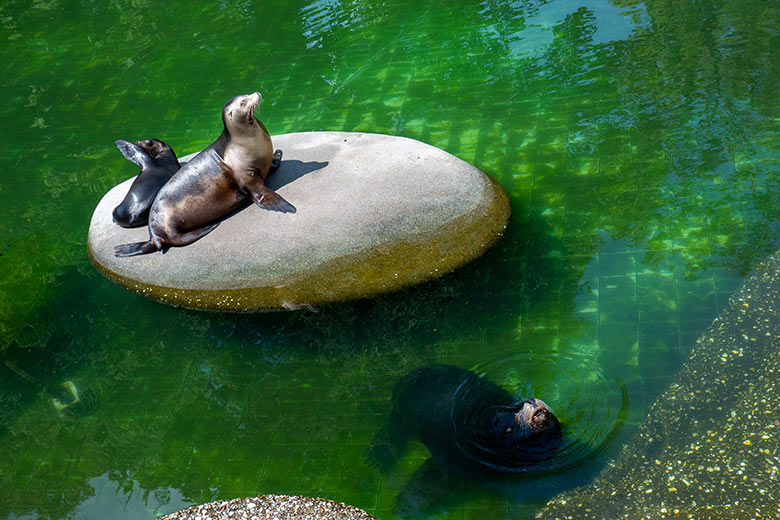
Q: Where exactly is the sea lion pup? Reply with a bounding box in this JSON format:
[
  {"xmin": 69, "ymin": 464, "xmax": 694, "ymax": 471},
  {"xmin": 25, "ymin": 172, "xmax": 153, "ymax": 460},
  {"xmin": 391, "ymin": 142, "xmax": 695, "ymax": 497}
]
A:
[
  {"xmin": 112, "ymin": 138, "xmax": 181, "ymax": 228},
  {"xmin": 114, "ymin": 92, "xmax": 293, "ymax": 257}
]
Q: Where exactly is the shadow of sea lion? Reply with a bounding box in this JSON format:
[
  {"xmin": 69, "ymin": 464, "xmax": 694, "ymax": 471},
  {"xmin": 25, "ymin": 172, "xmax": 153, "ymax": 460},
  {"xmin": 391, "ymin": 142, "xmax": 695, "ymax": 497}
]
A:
[
  {"xmin": 265, "ymin": 159, "xmax": 329, "ymax": 191},
  {"xmin": 368, "ymin": 364, "xmax": 562, "ymax": 514},
  {"xmin": 196, "ymin": 159, "xmax": 329, "ymax": 226}
]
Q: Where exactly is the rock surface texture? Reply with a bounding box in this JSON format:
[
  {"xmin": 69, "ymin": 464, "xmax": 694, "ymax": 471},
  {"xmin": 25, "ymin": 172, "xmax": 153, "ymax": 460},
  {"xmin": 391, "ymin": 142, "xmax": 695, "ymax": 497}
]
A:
[
  {"xmin": 160, "ymin": 495, "xmax": 378, "ymax": 520},
  {"xmin": 88, "ymin": 132, "xmax": 510, "ymax": 311},
  {"xmin": 538, "ymin": 252, "xmax": 780, "ymax": 519}
]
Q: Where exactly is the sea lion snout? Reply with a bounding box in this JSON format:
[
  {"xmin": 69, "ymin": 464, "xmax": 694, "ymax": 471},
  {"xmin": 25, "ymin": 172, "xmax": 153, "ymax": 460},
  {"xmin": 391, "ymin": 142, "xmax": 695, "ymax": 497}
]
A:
[
  {"xmin": 248, "ymin": 92, "xmax": 262, "ymax": 119},
  {"xmin": 515, "ymin": 398, "xmax": 555, "ymax": 431}
]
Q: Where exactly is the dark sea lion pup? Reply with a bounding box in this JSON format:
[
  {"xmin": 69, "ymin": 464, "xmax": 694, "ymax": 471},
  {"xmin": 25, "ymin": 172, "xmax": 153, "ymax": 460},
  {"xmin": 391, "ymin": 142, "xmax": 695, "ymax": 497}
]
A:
[
  {"xmin": 114, "ymin": 92, "xmax": 293, "ymax": 257},
  {"xmin": 368, "ymin": 364, "xmax": 562, "ymax": 511},
  {"xmin": 112, "ymin": 138, "xmax": 181, "ymax": 228}
]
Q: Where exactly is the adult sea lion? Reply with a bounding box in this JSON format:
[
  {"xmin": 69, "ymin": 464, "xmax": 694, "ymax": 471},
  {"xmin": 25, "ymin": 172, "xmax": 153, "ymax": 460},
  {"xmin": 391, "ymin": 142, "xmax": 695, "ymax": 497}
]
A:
[
  {"xmin": 114, "ymin": 92, "xmax": 294, "ymax": 257},
  {"xmin": 368, "ymin": 364, "xmax": 562, "ymax": 512},
  {"xmin": 112, "ymin": 138, "xmax": 181, "ymax": 228}
]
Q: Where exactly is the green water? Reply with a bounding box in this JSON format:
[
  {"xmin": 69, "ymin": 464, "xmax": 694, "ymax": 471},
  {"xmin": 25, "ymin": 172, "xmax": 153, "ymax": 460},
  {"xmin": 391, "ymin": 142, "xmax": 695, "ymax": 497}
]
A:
[{"xmin": 1, "ymin": 0, "xmax": 779, "ymax": 518}]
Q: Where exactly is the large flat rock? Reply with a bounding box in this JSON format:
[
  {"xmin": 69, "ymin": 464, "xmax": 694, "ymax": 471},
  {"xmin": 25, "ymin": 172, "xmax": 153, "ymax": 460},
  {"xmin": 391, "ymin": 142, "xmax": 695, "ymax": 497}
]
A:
[{"xmin": 88, "ymin": 132, "xmax": 510, "ymax": 311}]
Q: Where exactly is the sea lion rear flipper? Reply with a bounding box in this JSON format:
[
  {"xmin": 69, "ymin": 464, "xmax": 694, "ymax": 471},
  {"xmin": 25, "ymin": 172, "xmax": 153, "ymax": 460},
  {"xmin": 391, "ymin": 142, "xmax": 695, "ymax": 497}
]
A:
[
  {"xmin": 395, "ymin": 458, "xmax": 459, "ymax": 515},
  {"xmin": 254, "ymin": 189, "xmax": 296, "ymax": 214},
  {"xmin": 167, "ymin": 223, "xmax": 220, "ymax": 246},
  {"xmin": 114, "ymin": 241, "xmax": 158, "ymax": 257},
  {"xmin": 115, "ymin": 140, "xmax": 153, "ymax": 170}
]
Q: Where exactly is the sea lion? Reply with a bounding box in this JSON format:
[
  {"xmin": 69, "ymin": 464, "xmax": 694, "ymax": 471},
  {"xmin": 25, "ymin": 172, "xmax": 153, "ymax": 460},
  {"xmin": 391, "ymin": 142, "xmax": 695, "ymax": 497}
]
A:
[
  {"xmin": 368, "ymin": 364, "xmax": 562, "ymax": 512},
  {"xmin": 112, "ymin": 138, "xmax": 181, "ymax": 228},
  {"xmin": 114, "ymin": 92, "xmax": 294, "ymax": 257}
]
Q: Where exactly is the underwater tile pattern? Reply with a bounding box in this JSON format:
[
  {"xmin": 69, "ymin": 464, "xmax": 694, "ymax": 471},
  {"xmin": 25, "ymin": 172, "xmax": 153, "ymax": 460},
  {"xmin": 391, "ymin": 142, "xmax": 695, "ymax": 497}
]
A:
[{"xmin": 1, "ymin": 0, "xmax": 780, "ymax": 519}]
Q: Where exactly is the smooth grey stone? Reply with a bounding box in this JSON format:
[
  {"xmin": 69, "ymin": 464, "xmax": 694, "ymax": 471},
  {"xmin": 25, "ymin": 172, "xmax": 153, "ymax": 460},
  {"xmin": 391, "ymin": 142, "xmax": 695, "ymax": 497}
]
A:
[{"xmin": 88, "ymin": 132, "xmax": 510, "ymax": 311}]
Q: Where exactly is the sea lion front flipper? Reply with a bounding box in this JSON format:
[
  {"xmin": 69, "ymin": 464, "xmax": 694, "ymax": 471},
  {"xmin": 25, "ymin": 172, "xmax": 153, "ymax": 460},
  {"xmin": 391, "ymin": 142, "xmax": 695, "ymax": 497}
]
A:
[
  {"xmin": 253, "ymin": 189, "xmax": 296, "ymax": 214},
  {"xmin": 269, "ymin": 149, "xmax": 283, "ymax": 173},
  {"xmin": 367, "ymin": 409, "xmax": 411, "ymax": 471},
  {"xmin": 115, "ymin": 140, "xmax": 153, "ymax": 170},
  {"xmin": 395, "ymin": 458, "xmax": 460, "ymax": 516}
]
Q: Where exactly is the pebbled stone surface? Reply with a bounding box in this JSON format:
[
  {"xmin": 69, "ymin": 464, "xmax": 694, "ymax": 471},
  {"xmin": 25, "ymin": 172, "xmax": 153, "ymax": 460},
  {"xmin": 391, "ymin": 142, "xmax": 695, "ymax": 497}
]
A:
[
  {"xmin": 538, "ymin": 253, "xmax": 780, "ymax": 519},
  {"xmin": 88, "ymin": 132, "xmax": 510, "ymax": 311},
  {"xmin": 159, "ymin": 494, "xmax": 378, "ymax": 520}
]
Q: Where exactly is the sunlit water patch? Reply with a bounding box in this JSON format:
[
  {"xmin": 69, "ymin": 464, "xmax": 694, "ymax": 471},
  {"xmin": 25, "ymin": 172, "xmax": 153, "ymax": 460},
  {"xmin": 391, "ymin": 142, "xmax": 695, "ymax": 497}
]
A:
[{"xmin": 495, "ymin": 0, "xmax": 651, "ymax": 58}]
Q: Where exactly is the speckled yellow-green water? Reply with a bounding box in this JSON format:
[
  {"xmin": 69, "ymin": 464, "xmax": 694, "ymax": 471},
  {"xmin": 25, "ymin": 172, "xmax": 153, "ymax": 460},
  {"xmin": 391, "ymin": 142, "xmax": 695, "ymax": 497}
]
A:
[{"xmin": 1, "ymin": 1, "xmax": 779, "ymax": 519}]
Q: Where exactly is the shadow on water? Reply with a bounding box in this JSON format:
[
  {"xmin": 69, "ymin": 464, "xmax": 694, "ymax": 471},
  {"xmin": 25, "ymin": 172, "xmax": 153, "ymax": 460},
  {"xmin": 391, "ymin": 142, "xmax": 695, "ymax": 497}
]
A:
[{"xmin": 222, "ymin": 203, "xmax": 568, "ymax": 357}]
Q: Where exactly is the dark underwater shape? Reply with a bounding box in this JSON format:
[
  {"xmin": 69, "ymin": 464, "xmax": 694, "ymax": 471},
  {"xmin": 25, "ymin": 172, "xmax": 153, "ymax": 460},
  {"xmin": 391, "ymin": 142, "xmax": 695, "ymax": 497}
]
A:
[
  {"xmin": 368, "ymin": 364, "xmax": 562, "ymax": 513},
  {"xmin": 2, "ymin": 356, "xmax": 98, "ymax": 422}
]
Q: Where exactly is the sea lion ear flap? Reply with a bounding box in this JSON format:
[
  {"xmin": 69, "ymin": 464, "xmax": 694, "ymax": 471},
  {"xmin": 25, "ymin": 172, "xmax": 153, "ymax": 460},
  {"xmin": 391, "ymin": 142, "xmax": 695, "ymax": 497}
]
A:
[{"xmin": 513, "ymin": 401, "xmax": 526, "ymax": 425}]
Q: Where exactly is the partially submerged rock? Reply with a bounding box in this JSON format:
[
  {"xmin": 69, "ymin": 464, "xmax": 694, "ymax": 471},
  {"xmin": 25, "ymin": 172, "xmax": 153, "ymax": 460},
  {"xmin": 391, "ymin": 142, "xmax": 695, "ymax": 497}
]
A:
[
  {"xmin": 88, "ymin": 132, "xmax": 510, "ymax": 311},
  {"xmin": 538, "ymin": 253, "xmax": 780, "ymax": 519},
  {"xmin": 160, "ymin": 495, "xmax": 378, "ymax": 520}
]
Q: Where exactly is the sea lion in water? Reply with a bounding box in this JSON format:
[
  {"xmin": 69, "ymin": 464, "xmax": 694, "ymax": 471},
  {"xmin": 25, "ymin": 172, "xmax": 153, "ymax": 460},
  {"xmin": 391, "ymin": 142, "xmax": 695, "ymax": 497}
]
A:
[
  {"xmin": 112, "ymin": 138, "xmax": 181, "ymax": 228},
  {"xmin": 114, "ymin": 92, "xmax": 294, "ymax": 257},
  {"xmin": 368, "ymin": 364, "xmax": 562, "ymax": 512}
]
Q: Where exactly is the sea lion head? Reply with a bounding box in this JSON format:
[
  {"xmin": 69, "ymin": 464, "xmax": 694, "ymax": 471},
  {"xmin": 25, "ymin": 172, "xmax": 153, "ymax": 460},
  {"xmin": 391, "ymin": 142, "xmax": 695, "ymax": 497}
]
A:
[
  {"xmin": 514, "ymin": 398, "xmax": 560, "ymax": 435},
  {"xmin": 460, "ymin": 397, "xmax": 562, "ymax": 470},
  {"xmin": 135, "ymin": 138, "xmax": 174, "ymax": 160},
  {"xmin": 222, "ymin": 92, "xmax": 263, "ymax": 135}
]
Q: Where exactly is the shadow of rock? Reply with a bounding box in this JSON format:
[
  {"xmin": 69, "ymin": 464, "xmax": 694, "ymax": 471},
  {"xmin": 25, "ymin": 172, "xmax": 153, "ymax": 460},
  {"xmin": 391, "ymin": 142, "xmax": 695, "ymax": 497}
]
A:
[{"xmin": 538, "ymin": 251, "xmax": 780, "ymax": 519}]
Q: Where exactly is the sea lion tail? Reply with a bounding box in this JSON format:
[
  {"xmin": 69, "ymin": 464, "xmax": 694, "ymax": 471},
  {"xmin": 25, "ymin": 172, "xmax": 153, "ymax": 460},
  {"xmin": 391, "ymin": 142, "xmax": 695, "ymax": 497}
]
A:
[{"xmin": 114, "ymin": 241, "xmax": 158, "ymax": 257}]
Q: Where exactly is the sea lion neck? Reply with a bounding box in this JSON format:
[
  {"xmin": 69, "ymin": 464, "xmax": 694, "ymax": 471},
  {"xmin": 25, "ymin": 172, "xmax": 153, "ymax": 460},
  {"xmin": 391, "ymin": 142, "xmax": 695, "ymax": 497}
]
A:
[{"xmin": 212, "ymin": 128, "xmax": 231, "ymax": 157}]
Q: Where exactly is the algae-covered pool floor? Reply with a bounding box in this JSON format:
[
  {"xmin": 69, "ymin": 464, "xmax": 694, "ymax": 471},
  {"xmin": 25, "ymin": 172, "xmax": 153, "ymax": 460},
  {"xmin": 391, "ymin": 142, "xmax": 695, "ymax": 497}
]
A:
[{"xmin": 1, "ymin": 0, "xmax": 779, "ymax": 519}]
